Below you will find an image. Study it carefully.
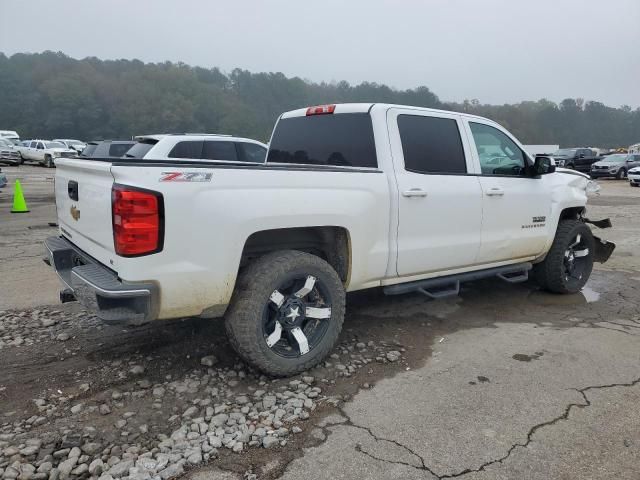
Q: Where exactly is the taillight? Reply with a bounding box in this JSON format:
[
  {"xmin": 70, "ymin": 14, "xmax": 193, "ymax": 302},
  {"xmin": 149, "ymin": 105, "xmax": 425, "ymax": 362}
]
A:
[
  {"xmin": 112, "ymin": 185, "xmax": 163, "ymax": 256},
  {"xmin": 306, "ymin": 104, "xmax": 336, "ymax": 116}
]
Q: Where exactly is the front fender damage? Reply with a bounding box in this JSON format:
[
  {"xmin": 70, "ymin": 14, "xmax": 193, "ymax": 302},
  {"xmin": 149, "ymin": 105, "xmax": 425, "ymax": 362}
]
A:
[{"xmin": 582, "ymin": 217, "xmax": 615, "ymax": 263}]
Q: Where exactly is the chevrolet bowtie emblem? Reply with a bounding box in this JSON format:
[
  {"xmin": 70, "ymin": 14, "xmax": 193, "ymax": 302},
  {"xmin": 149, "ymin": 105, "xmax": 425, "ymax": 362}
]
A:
[{"xmin": 70, "ymin": 205, "xmax": 80, "ymax": 221}]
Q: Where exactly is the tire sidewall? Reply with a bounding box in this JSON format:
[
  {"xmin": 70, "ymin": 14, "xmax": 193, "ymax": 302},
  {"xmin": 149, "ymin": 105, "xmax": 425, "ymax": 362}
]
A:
[
  {"xmin": 227, "ymin": 251, "xmax": 345, "ymax": 376},
  {"xmin": 550, "ymin": 222, "xmax": 595, "ymax": 293}
]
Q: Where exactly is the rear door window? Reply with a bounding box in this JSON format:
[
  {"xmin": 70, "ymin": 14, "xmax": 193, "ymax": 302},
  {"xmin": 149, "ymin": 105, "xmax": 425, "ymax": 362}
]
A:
[
  {"xmin": 236, "ymin": 142, "xmax": 267, "ymax": 163},
  {"xmin": 397, "ymin": 115, "xmax": 467, "ymax": 174},
  {"xmin": 202, "ymin": 141, "xmax": 237, "ymax": 161},
  {"xmin": 267, "ymin": 113, "xmax": 377, "ymax": 168},
  {"xmin": 168, "ymin": 141, "xmax": 203, "ymax": 159}
]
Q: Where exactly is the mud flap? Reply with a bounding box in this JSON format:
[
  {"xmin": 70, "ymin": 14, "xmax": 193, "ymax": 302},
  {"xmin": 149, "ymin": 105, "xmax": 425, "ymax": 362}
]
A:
[{"xmin": 593, "ymin": 235, "xmax": 615, "ymax": 263}]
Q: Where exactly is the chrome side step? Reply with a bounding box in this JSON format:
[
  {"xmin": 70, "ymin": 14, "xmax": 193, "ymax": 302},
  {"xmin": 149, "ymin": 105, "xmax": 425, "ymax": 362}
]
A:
[{"xmin": 383, "ymin": 263, "xmax": 532, "ymax": 298}]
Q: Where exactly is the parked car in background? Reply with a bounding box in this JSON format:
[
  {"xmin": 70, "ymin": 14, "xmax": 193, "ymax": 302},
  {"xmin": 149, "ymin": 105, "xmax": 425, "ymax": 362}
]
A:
[
  {"xmin": 629, "ymin": 166, "xmax": 640, "ymax": 187},
  {"xmin": 0, "ymin": 137, "xmax": 21, "ymax": 166},
  {"xmin": 80, "ymin": 140, "xmax": 136, "ymax": 159},
  {"xmin": 53, "ymin": 139, "xmax": 87, "ymax": 153},
  {"xmin": 17, "ymin": 140, "xmax": 76, "ymax": 167},
  {"xmin": 552, "ymin": 148, "xmax": 601, "ymax": 172},
  {"xmin": 591, "ymin": 154, "xmax": 640, "ymax": 179},
  {"xmin": 124, "ymin": 134, "xmax": 268, "ymax": 163}
]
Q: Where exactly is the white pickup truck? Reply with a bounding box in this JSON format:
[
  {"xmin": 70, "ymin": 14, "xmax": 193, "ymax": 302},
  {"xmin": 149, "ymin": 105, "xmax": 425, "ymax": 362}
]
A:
[
  {"xmin": 18, "ymin": 140, "xmax": 77, "ymax": 167},
  {"xmin": 45, "ymin": 103, "xmax": 614, "ymax": 376}
]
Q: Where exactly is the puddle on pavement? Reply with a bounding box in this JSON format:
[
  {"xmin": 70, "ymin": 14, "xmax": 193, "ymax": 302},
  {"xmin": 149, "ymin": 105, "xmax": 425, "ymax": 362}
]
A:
[
  {"xmin": 528, "ymin": 286, "xmax": 601, "ymax": 306},
  {"xmin": 580, "ymin": 286, "xmax": 600, "ymax": 303}
]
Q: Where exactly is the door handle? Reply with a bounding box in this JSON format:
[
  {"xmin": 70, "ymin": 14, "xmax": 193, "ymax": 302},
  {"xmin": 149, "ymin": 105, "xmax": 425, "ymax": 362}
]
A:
[
  {"xmin": 402, "ymin": 188, "xmax": 428, "ymax": 197},
  {"xmin": 485, "ymin": 187, "xmax": 505, "ymax": 197}
]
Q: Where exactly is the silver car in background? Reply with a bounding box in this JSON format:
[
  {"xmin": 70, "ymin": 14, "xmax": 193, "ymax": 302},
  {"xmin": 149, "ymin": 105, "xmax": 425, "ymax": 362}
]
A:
[{"xmin": 590, "ymin": 153, "xmax": 640, "ymax": 179}]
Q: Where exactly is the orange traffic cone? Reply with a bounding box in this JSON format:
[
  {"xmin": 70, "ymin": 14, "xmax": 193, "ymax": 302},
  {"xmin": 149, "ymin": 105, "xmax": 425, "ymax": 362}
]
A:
[{"xmin": 11, "ymin": 179, "xmax": 30, "ymax": 213}]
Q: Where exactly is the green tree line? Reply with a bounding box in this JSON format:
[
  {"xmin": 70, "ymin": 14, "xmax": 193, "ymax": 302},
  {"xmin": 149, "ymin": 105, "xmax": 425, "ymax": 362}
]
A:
[{"xmin": 1, "ymin": 51, "xmax": 638, "ymax": 148}]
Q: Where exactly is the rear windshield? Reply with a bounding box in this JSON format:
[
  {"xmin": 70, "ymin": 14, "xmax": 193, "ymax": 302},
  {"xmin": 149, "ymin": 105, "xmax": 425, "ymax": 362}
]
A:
[
  {"xmin": 109, "ymin": 142, "xmax": 135, "ymax": 157},
  {"xmin": 80, "ymin": 144, "xmax": 98, "ymax": 157},
  {"xmin": 125, "ymin": 141, "xmax": 157, "ymax": 159},
  {"xmin": 267, "ymin": 113, "xmax": 377, "ymax": 168}
]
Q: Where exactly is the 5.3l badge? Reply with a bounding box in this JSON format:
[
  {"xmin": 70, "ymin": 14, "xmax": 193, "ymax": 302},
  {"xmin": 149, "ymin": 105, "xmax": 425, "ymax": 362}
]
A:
[{"xmin": 160, "ymin": 172, "xmax": 212, "ymax": 182}]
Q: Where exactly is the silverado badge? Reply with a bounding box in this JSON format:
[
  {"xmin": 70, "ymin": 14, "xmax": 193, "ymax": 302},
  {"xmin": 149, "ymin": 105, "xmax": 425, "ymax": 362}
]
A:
[{"xmin": 70, "ymin": 205, "xmax": 80, "ymax": 221}]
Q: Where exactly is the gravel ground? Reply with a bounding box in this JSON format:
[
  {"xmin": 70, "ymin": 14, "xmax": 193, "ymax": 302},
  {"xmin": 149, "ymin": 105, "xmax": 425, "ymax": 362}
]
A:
[{"xmin": 0, "ymin": 298, "xmax": 418, "ymax": 480}]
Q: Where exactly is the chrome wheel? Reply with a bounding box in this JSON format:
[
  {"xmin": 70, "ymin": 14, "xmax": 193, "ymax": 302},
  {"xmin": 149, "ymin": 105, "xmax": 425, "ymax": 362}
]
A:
[
  {"xmin": 263, "ymin": 274, "xmax": 332, "ymax": 358},
  {"xmin": 564, "ymin": 233, "xmax": 590, "ymax": 282}
]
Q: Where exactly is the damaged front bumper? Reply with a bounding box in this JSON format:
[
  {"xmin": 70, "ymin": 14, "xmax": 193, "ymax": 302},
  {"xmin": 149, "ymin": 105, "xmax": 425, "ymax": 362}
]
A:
[{"xmin": 583, "ymin": 217, "xmax": 616, "ymax": 263}]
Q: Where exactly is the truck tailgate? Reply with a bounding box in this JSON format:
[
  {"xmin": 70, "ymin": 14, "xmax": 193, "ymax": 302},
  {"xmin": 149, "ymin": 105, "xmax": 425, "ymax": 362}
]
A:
[{"xmin": 54, "ymin": 158, "xmax": 115, "ymax": 266}]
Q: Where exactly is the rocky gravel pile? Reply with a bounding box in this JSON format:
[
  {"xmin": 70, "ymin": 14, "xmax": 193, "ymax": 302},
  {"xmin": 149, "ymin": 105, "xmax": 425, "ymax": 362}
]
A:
[
  {"xmin": 0, "ymin": 309, "xmax": 100, "ymax": 349},
  {"xmin": 0, "ymin": 308, "xmax": 407, "ymax": 480}
]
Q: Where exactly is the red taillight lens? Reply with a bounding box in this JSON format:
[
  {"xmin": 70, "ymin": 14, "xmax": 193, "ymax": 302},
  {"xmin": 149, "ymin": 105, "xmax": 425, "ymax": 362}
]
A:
[
  {"xmin": 306, "ymin": 104, "xmax": 336, "ymax": 116},
  {"xmin": 112, "ymin": 185, "xmax": 163, "ymax": 256}
]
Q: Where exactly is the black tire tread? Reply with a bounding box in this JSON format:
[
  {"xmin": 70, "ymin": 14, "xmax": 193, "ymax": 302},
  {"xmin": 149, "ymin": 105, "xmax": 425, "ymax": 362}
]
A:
[
  {"xmin": 534, "ymin": 219, "xmax": 594, "ymax": 293},
  {"xmin": 225, "ymin": 250, "xmax": 345, "ymax": 376}
]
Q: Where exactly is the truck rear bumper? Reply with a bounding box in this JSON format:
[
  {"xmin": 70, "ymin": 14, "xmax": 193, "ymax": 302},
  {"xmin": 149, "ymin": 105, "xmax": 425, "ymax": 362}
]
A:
[{"xmin": 44, "ymin": 236, "xmax": 158, "ymax": 325}]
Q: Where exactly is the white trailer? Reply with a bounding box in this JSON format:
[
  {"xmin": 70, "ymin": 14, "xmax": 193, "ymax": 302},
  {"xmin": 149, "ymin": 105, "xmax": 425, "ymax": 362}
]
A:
[{"xmin": 524, "ymin": 145, "xmax": 559, "ymax": 156}]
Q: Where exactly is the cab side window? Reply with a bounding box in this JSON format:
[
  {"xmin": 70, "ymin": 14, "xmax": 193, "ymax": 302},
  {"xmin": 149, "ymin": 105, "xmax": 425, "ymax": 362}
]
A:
[
  {"xmin": 397, "ymin": 115, "xmax": 467, "ymax": 174},
  {"xmin": 469, "ymin": 122, "xmax": 527, "ymax": 176}
]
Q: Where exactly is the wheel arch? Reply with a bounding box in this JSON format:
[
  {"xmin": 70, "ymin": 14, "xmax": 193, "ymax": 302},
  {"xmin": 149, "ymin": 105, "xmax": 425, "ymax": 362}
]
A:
[
  {"xmin": 559, "ymin": 206, "xmax": 586, "ymax": 221},
  {"xmin": 239, "ymin": 226, "xmax": 351, "ymax": 286}
]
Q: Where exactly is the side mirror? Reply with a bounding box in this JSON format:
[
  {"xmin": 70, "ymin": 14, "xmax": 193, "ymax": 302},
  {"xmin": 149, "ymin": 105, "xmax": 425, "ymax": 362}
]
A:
[{"xmin": 533, "ymin": 156, "xmax": 556, "ymax": 175}]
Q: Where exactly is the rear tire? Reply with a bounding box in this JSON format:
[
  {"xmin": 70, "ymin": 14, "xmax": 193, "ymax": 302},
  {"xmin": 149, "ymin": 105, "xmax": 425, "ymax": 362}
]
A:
[
  {"xmin": 44, "ymin": 155, "xmax": 54, "ymax": 168},
  {"xmin": 616, "ymin": 168, "xmax": 627, "ymax": 179},
  {"xmin": 225, "ymin": 250, "xmax": 345, "ymax": 376},
  {"xmin": 534, "ymin": 220, "xmax": 595, "ymax": 294}
]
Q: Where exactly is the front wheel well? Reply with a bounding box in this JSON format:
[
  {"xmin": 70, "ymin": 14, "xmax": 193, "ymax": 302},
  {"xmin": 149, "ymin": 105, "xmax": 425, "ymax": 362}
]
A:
[
  {"xmin": 240, "ymin": 226, "xmax": 350, "ymax": 284},
  {"xmin": 559, "ymin": 207, "xmax": 585, "ymax": 221}
]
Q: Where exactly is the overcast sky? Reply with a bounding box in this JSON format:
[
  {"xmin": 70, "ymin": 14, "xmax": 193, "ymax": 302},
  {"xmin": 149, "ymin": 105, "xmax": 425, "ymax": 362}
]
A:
[{"xmin": 1, "ymin": 0, "xmax": 639, "ymax": 107}]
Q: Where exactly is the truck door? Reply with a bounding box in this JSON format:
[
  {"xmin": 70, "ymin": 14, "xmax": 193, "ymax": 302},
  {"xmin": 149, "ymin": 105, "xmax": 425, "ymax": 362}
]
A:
[
  {"xmin": 462, "ymin": 119, "xmax": 552, "ymax": 264},
  {"xmin": 36, "ymin": 141, "xmax": 45, "ymax": 161},
  {"xmin": 387, "ymin": 108, "xmax": 483, "ymax": 277}
]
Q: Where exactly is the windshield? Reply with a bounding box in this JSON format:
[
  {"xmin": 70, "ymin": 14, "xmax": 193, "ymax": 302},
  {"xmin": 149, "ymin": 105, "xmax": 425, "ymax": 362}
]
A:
[
  {"xmin": 552, "ymin": 149, "xmax": 576, "ymax": 156},
  {"xmin": 601, "ymin": 154, "xmax": 627, "ymax": 163},
  {"xmin": 45, "ymin": 141, "xmax": 66, "ymax": 148}
]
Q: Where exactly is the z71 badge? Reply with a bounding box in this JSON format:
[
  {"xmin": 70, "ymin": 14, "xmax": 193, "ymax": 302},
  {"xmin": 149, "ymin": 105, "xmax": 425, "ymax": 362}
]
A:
[{"xmin": 160, "ymin": 172, "xmax": 212, "ymax": 182}]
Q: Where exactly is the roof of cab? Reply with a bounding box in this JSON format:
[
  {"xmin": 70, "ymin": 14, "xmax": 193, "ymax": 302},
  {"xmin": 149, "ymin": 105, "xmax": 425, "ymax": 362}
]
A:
[{"xmin": 280, "ymin": 102, "xmax": 497, "ymax": 125}]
